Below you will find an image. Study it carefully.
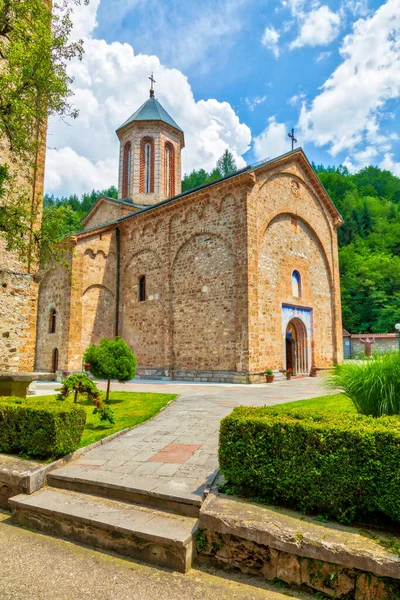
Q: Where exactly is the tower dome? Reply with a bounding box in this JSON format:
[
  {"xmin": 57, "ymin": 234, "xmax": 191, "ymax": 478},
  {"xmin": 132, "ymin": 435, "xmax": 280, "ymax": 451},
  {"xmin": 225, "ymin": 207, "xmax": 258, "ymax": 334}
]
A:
[{"xmin": 116, "ymin": 77, "xmax": 184, "ymax": 206}]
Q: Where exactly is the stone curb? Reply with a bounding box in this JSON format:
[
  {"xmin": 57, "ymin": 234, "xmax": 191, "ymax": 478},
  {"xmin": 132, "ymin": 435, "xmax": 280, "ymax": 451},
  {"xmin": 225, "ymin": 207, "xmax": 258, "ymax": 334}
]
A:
[{"xmin": 198, "ymin": 492, "xmax": 400, "ymax": 580}]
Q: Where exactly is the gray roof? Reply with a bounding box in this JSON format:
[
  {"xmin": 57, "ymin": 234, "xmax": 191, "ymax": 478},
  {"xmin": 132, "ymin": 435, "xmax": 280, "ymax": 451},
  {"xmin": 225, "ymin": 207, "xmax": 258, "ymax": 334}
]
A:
[{"xmin": 116, "ymin": 97, "xmax": 183, "ymax": 133}]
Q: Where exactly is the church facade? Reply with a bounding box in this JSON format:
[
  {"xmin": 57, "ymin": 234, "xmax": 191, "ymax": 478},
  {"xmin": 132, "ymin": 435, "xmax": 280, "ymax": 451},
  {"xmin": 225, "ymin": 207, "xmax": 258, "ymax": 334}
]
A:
[{"xmin": 35, "ymin": 86, "xmax": 343, "ymax": 382}]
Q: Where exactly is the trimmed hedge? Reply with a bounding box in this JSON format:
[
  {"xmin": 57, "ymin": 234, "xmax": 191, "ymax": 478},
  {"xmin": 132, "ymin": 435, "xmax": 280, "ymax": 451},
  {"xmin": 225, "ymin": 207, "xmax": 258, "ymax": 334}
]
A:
[
  {"xmin": 0, "ymin": 396, "xmax": 86, "ymax": 458},
  {"xmin": 219, "ymin": 406, "xmax": 400, "ymax": 524}
]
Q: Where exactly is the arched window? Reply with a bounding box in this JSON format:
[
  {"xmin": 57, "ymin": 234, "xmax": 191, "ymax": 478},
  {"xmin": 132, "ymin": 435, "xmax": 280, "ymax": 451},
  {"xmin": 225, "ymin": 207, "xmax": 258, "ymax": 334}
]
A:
[
  {"xmin": 122, "ymin": 141, "xmax": 132, "ymax": 197},
  {"xmin": 292, "ymin": 270, "xmax": 301, "ymax": 297},
  {"xmin": 49, "ymin": 308, "xmax": 56, "ymax": 334},
  {"xmin": 138, "ymin": 275, "xmax": 146, "ymax": 302},
  {"xmin": 140, "ymin": 137, "xmax": 154, "ymax": 193},
  {"xmin": 52, "ymin": 348, "xmax": 59, "ymax": 373},
  {"xmin": 165, "ymin": 142, "xmax": 175, "ymax": 197},
  {"xmin": 144, "ymin": 143, "xmax": 152, "ymax": 193}
]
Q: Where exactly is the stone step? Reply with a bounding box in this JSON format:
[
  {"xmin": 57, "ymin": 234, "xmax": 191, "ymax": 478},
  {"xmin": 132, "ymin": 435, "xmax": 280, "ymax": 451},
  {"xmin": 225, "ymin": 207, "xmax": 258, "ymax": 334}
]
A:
[
  {"xmin": 47, "ymin": 466, "xmax": 204, "ymax": 517},
  {"xmin": 10, "ymin": 487, "xmax": 198, "ymax": 573}
]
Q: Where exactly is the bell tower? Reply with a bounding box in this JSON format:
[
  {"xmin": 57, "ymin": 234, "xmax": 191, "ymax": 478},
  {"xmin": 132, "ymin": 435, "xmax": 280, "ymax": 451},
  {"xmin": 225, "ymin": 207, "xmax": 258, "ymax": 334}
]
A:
[{"xmin": 116, "ymin": 75, "xmax": 185, "ymax": 206}]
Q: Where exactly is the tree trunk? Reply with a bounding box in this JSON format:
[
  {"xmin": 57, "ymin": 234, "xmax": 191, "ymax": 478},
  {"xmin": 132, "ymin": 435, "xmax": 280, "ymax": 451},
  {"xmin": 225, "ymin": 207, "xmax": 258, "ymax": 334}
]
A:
[
  {"xmin": 74, "ymin": 389, "xmax": 78, "ymax": 404},
  {"xmin": 106, "ymin": 379, "xmax": 111, "ymax": 403}
]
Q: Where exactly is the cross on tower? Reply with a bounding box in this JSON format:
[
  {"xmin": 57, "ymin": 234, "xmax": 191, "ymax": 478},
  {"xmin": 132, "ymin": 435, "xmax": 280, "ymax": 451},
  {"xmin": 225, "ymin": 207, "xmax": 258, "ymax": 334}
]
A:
[
  {"xmin": 149, "ymin": 72, "xmax": 156, "ymax": 97},
  {"xmin": 288, "ymin": 128, "xmax": 297, "ymax": 151}
]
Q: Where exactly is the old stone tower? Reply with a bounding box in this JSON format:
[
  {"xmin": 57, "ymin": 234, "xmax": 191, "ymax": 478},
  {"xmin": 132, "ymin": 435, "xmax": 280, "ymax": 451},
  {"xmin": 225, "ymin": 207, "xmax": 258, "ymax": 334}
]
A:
[{"xmin": 35, "ymin": 84, "xmax": 343, "ymax": 382}]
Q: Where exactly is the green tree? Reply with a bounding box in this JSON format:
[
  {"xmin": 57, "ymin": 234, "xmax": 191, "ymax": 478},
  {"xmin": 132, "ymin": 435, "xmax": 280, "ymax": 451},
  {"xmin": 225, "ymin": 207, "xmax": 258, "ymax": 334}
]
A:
[
  {"xmin": 217, "ymin": 149, "xmax": 237, "ymax": 177},
  {"xmin": 84, "ymin": 337, "xmax": 137, "ymax": 403},
  {"xmin": 0, "ymin": 0, "xmax": 87, "ymax": 269}
]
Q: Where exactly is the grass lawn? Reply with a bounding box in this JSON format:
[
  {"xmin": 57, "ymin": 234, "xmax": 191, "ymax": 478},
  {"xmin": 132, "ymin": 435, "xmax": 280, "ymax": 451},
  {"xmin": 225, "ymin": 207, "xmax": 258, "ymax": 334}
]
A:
[
  {"xmin": 271, "ymin": 393, "xmax": 355, "ymax": 414},
  {"xmin": 46, "ymin": 391, "xmax": 177, "ymax": 448}
]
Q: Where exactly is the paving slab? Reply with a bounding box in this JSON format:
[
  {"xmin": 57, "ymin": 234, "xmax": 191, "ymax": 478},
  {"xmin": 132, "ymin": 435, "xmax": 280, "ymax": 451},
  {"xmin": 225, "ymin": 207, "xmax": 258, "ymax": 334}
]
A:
[{"xmin": 37, "ymin": 377, "xmax": 331, "ymax": 508}]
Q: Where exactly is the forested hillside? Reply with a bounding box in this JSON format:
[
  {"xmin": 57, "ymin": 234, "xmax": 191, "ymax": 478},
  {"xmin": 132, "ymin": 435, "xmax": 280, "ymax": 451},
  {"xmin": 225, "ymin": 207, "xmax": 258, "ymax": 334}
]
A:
[
  {"xmin": 315, "ymin": 165, "xmax": 400, "ymax": 334},
  {"xmin": 43, "ymin": 161, "xmax": 400, "ymax": 334}
]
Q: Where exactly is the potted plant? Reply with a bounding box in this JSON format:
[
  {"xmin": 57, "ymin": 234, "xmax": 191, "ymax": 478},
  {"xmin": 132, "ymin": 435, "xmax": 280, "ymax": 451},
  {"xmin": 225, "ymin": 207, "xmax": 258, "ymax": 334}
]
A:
[
  {"xmin": 265, "ymin": 369, "xmax": 274, "ymax": 383},
  {"xmin": 310, "ymin": 365, "xmax": 318, "ymax": 377},
  {"xmin": 284, "ymin": 368, "xmax": 293, "ymax": 380}
]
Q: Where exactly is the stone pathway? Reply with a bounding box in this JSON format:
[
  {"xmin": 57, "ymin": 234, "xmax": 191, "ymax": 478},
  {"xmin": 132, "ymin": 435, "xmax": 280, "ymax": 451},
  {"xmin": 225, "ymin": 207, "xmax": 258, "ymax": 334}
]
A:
[{"xmin": 37, "ymin": 377, "xmax": 330, "ymax": 505}]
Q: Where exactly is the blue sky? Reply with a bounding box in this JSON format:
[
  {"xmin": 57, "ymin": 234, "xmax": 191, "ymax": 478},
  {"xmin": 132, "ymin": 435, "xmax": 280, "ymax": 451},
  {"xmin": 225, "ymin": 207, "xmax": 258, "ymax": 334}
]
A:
[{"xmin": 45, "ymin": 0, "xmax": 400, "ymax": 196}]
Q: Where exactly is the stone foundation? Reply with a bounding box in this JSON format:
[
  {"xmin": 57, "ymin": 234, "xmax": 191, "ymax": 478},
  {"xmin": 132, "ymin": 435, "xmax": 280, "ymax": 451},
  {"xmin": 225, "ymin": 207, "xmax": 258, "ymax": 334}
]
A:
[{"xmin": 196, "ymin": 530, "xmax": 400, "ymax": 599}]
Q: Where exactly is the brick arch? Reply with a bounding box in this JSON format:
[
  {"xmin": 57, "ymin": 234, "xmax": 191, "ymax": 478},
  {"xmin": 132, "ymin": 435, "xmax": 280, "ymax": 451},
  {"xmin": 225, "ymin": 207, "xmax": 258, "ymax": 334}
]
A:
[
  {"xmin": 140, "ymin": 137, "xmax": 155, "ymax": 193},
  {"xmin": 258, "ymin": 211, "xmax": 333, "ymax": 285},
  {"xmin": 122, "ymin": 141, "xmax": 132, "ymax": 198},
  {"xmin": 259, "ymin": 171, "xmax": 334, "ymax": 243},
  {"xmin": 171, "ymin": 230, "xmax": 234, "ymax": 266},
  {"xmin": 164, "ymin": 141, "xmax": 175, "ymax": 197},
  {"xmin": 171, "ymin": 232, "xmax": 236, "ymax": 371}
]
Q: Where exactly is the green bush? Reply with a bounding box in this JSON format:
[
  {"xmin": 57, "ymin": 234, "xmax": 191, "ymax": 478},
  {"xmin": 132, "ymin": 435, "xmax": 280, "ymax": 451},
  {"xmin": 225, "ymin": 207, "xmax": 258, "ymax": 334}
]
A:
[
  {"xmin": 0, "ymin": 396, "xmax": 86, "ymax": 458},
  {"xmin": 329, "ymin": 353, "xmax": 400, "ymax": 416},
  {"xmin": 219, "ymin": 406, "xmax": 400, "ymax": 524}
]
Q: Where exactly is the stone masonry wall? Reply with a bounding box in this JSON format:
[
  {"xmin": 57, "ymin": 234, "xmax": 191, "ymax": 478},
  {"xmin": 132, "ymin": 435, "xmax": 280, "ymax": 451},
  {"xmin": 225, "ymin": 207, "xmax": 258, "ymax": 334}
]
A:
[
  {"xmin": 119, "ymin": 179, "xmax": 250, "ymax": 377},
  {"xmin": 0, "ymin": 123, "xmax": 46, "ymax": 373},
  {"xmin": 35, "ymin": 228, "xmax": 117, "ymax": 373},
  {"xmin": 197, "ymin": 530, "xmax": 400, "ymax": 600},
  {"xmin": 246, "ymin": 158, "xmax": 343, "ymax": 379},
  {"xmin": 35, "ymin": 266, "xmax": 71, "ymax": 372}
]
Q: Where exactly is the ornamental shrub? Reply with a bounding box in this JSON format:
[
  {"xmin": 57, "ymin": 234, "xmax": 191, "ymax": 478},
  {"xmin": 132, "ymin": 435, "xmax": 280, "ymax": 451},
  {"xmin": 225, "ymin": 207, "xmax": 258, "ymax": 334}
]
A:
[
  {"xmin": 328, "ymin": 353, "xmax": 400, "ymax": 416},
  {"xmin": 84, "ymin": 337, "xmax": 136, "ymax": 402},
  {"xmin": 0, "ymin": 396, "xmax": 86, "ymax": 458},
  {"xmin": 219, "ymin": 406, "xmax": 400, "ymax": 524}
]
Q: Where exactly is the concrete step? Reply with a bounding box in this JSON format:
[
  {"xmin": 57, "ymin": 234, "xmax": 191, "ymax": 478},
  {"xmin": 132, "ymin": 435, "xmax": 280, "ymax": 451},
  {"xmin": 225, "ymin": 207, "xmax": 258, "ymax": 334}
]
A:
[
  {"xmin": 10, "ymin": 487, "xmax": 198, "ymax": 573},
  {"xmin": 47, "ymin": 466, "xmax": 204, "ymax": 517}
]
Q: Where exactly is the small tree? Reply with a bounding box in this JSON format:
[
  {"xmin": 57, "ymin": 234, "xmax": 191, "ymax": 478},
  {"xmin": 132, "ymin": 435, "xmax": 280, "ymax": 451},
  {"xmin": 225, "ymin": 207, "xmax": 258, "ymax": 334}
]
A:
[
  {"xmin": 216, "ymin": 149, "xmax": 237, "ymax": 177},
  {"xmin": 84, "ymin": 337, "xmax": 137, "ymax": 403},
  {"xmin": 57, "ymin": 373, "xmax": 115, "ymax": 424}
]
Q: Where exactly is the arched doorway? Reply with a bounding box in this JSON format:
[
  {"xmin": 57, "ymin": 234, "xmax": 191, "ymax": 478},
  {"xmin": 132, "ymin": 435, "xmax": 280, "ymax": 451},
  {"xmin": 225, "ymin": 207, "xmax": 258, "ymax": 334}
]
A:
[
  {"xmin": 285, "ymin": 318, "xmax": 308, "ymax": 375},
  {"xmin": 52, "ymin": 348, "xmax": 59, "ymax": 373}
]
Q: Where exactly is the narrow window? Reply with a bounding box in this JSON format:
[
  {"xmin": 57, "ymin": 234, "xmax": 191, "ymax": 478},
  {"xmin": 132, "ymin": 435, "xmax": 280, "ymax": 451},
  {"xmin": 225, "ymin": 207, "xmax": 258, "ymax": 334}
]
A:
[
  {"xmin": 122, "ymin": 141, "xmax": 132, "ymax": 197},
  {"xmin": 144, "ymin": 143, "xmax": 152, "ymax": 193},
  {"xmin": 292, "ymin": 270, "xmax": 301, "ymax": 297},
  {"xmin": 164, "ymin": 142, "xmax": 175, "ymax": 197},
  {"xmin": 49, "ymin": 308, "xmax": 57, "ymax": 334},
  {"xmin": 52, "ymin": 348, "xmax": 59, "ymax": 373},
  {"xmin": 138, "ymin": 275, "xmax": 146, "ymax": 302},
  {"xmin": 165, "ymin": 145, "xmax": 171, "ymax": 195}
]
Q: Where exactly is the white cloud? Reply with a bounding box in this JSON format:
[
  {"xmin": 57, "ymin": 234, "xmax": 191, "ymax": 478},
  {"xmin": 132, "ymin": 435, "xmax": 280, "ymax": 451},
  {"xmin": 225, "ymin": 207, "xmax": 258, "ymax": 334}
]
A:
[
  {"xmin": 253, "ymin": 117, "xmax": 291, "ymax": 161},
  {"xmin": 288, "ymin": 92, "xmax": 306, "ymax": 106},
  {"xmin": 298, "ymin": 0, "xmax": 400, "ymax": 157},
  {"xmin": 316, "ymin": 51, "xmax": 331, "ymax": 62},
  {"xmin": 343, "ymin": 146, "xmax": 378, "ymax": 171},
  {"xmin": 261, "ymin": 26, "xmax": 281, "ymax": 58},
  {"xmin": 245, "ymin": 95, "xmax": 267, "ymax": 111},
  {"xmin": 69, "ymin": 0, "xmax": 101, "ymax": 40},
  {"xmin": 45, "ymin": 1, "xmax": 251, "ymax": 196},
  {"xmin": 291, "ymin": 5, "xmax": 341, "ymax": 48},
  {"xmin": 380, "ymin": 153, "xmax": 400, "ymax": 177}
]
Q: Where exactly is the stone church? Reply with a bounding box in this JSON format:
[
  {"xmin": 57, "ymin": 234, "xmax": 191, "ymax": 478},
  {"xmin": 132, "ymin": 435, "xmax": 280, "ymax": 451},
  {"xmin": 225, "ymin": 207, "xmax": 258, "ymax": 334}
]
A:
[{"xmin": 35, "ymin": 83, "xmax": 343, "ymax": 383}]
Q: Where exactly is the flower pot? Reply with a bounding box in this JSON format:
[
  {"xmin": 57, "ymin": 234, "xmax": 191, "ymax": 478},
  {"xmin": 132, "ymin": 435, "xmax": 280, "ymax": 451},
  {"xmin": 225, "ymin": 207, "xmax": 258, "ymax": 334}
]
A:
[
  {"xmin": 286, "ymin": 374, "xmax": 292, "ymax": 380},
  {"xmin": 84, "ymin": 362, "xmax": 90, "ymax": 372},
  {"xmin": 310, "ymin": 372, "xmax": 317, "ymax": 377},
  {"xmin": 266, "ymin": 375, "xmax": 274, "ymax": 383}
]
